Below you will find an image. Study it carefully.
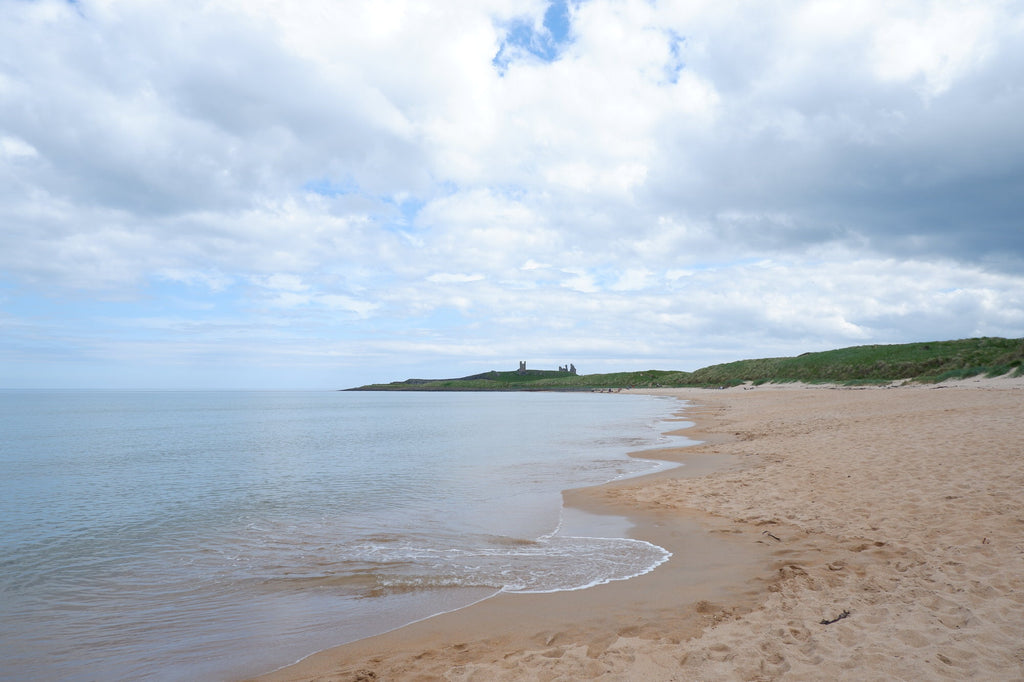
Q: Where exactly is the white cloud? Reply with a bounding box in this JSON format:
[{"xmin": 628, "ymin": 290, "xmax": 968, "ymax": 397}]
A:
[
  {"xmin": 870, "ymin": 4, "xmax": 996, "ymax": 97},
  {"xmin": 157, "ymin": 269, "xmax": 234, "ymax": 293},
  {"xmin": 611, "ymin": 268, "xmax": 653, "ymax": 292},
  {"xmin": 318, "ymin": 294, "xmax": 378, "ymax": 318},
  {"xmin": 256, "ymin": 274, "xmax": 310, "ymax": 293},
  {"xmin": 0, "ymin": 135, "xmax": 38, "ymax": 159},
  {"xmin": 560, "ymin": 269, "xmax": 600, "ymax": 294},
  {"xmin": 427, "ymin": 273, "xmax": 486, "ymax": 284},
  {"xmin": 1, "ymin": 0, "xmax": 1022, "ymax": 387}
]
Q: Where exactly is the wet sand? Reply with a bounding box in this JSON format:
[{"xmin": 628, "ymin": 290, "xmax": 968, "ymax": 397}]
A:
[{"xmin": 253, "ymin": 377, "xmax": 1024, "ymax": 681}]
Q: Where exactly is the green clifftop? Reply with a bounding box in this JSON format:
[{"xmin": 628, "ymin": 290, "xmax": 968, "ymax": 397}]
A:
[{"xmin": 348, "ymin": 337, "xmax": 1024, "ymax": 391}]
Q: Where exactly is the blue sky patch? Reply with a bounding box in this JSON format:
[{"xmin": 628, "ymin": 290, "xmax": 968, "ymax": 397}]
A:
[
  {"xmin": 493, "ymin": 0, "xmax": 573, "ymax": 73},
  {"xmin": 543, "ymin": 0, "xmax": 571, "ymax": 44},
  {"xmin": 303, "ymin": 176, "xmax": 360, "ymax": 197},
  {"xmin": 663, "ymin": 30, "xmax": 685, "ymax": 83}
]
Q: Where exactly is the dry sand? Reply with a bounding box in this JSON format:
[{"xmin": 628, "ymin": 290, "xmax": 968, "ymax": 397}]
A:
[{"xmin": 254, "ymin": 377, "xmax": 1024, "ymax": 681}]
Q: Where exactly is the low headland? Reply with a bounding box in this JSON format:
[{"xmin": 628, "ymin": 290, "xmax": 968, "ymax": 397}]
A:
[{"xmin": 347, "ymin": 336, "xmax": 1024, "ymax": 391}]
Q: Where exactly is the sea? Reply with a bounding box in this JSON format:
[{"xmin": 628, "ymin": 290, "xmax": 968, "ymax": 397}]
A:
[{"xmin": 0, "ymin": 390, "xmax": 691, "ymax": 681}]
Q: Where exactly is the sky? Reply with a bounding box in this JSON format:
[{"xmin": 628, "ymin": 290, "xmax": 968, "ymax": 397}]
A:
[{"xmin": 1, "ymin": 0, "xmax": 1023, "ymax": 389}]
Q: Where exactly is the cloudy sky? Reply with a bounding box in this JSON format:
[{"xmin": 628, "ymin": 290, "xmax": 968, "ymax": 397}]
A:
[{"xmin": 2, "ymin": 0, "xmax": 1023, "ymax": 389}]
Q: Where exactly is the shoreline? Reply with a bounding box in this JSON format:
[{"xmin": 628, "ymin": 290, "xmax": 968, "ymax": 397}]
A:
[
  {"xmin": 252, "ymin": 394, "xmax": 770, "ymax": 681},
  {"xmin": 252, "ymin": 379, "xmax": 1024, "ymax": 680}
]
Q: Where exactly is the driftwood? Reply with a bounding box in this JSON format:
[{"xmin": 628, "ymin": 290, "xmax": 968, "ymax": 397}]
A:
[{"xmin": 820, "ymin": 610, "xmax": 851, "ymax": 625}]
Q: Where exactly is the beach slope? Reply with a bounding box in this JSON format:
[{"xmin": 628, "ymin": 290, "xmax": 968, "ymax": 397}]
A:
[{"xmin": 255, "ymin": 378, "xmax": 1024, "ymax": 681}]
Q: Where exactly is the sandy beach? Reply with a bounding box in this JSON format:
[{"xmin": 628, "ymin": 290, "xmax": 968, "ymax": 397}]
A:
[{"xmin": 254, "ymin": 378, "xmax": 1024, "ymax": 681}]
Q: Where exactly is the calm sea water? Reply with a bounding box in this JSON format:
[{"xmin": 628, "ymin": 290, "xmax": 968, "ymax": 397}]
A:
[{"xmin": 0, "ymin": 390, "xmax": 688, "ymax": 681}]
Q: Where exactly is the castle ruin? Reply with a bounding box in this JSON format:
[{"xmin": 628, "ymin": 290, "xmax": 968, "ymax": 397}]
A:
[{"xmin": 517, "ymin": 361, "xmax": 576, "ymax": 375}]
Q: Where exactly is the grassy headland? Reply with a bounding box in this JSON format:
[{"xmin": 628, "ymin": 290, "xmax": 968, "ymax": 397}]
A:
[{"xmin": 347, "ymin": 337, "xmax": 1024, "ymax": 391}]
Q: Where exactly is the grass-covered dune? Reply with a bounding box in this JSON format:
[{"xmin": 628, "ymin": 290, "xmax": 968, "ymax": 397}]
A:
[{"xmin": 347, "ymin": 337, "xmax": 1024, "ymax": 391}]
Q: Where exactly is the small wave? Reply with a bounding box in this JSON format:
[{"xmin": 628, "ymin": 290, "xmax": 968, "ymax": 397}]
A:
[
  {"xmin": 353, "ymin": 533, "xmax": 409, "ymax": 544},
  {"xmin": 258, "ymin": 563, "xmax": 414, "ymax": 594},
  {"xmin": 504, "ymin": 537, "xmax": 671, "ymax": 593},
  {"xmin": 256, "ymin": 533, "xmax": 671, "ymax": 598},
  {"xmin": 479, "ymin": 535, "xmax": 541, "ymax": 547}
]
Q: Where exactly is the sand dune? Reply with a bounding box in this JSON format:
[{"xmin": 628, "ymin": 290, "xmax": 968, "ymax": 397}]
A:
[{"xmin": 255, "ymin": 378, "xmax": 1024, "ymax": 681}]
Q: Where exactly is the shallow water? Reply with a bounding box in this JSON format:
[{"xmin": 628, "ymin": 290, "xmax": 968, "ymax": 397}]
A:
[{"xmin": 0, "ymin": 390, "xmax": 685, "ymax": 681}]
